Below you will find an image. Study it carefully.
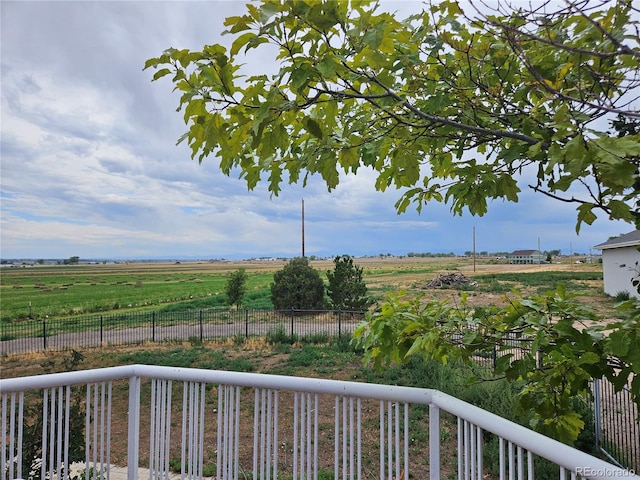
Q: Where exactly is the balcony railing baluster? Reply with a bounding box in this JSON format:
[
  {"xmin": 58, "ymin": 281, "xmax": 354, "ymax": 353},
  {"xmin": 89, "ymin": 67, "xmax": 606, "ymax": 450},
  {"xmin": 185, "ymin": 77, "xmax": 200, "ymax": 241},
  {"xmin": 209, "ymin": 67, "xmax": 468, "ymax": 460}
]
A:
[{"xmin": 1, "ymin": 366, "xmax": 637, "ymax": 480}]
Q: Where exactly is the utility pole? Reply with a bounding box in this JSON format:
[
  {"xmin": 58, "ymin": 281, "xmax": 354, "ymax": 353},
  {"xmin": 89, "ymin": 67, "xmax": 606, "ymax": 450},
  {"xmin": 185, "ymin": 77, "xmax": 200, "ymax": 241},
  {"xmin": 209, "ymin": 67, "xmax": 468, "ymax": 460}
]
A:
[
  {"xmin": 301, "ymin": 198, "xmax": 305, "ymax": 258},
  {"xmin": 538, "ymin": 237, "xmax": 541, "ymax": 266},
  {"xmin": 570, "ymin": 242, "xmax": 573, "ymax": 264},
  {"xmin": 473, "ymin": 226, "xmax": 476, "ymax": 272}
]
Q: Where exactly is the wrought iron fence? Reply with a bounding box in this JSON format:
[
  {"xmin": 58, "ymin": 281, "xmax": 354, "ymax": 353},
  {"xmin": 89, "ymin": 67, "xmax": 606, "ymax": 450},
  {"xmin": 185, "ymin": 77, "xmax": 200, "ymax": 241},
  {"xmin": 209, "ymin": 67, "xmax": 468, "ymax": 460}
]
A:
[
  {"xmin": 456, "ymin": 331, "xmax": 640, "ymax": 472},
  {"xmin": 0, "ymin": 308, "xmax": 366, "ymax": 355},
  {"xmin": 594, "ymin": 377, "xmax": 640, "ymax": 471}
]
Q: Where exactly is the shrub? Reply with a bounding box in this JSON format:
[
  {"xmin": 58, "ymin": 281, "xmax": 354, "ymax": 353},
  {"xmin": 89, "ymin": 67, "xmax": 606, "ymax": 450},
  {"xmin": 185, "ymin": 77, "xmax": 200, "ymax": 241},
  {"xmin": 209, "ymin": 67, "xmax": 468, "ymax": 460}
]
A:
[
  {"xmin": 266, "ymin": 325, "xmax": 297, "ymax": 345},
  {"xmin": 270, "ymin": 257, "xmax": 325, "ymax": 310},
  {"xmin": 326, "ymin": 255, "xmax": 373, "ymax": 311}
]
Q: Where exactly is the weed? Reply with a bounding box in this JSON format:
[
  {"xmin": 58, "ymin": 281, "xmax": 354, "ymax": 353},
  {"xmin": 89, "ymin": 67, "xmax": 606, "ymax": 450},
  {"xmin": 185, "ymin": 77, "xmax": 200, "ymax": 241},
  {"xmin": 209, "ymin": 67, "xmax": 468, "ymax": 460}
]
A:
[
  {"xmin": 117, "ymin": 346, "xmax": 204, "ymax": 367},
  {"xmin": 288, "ymin": 345, "xmax": 323, "ymax": 367},
  {"xmin": 266, "ymin": 326, "xmax": 297, "ymax": 345},
  {"xmin": 615, "ymin": 290, "xmax": 631, "ymax": 301},
  {"xmin": 168, "ymin": 457, "xmax": 216, "ymax": 476},
  {"xmin": 62, "ymin": 349, "xmax": 85, "ymax": 371},
  {"xmin": 336, "ymin": 334, "xmax": 357, "ymax": 353},
  {"xmin": 299, "ymin": 332, "xmax": 330, "ymax": 344},
  {"xmin": 74, "ymin": 466, "xmax": 107, "ymax": 480}
]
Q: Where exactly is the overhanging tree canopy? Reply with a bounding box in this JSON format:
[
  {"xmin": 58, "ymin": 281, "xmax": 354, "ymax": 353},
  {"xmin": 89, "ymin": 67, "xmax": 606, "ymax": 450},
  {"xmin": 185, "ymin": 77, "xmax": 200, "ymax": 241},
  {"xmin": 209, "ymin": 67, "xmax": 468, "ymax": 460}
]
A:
[
  {"xmin": 145, "ymin": 0, "xmax": 640, "ymax": 446},
  {"xmin": 145, "ymin": 0, "xmax": 640, "ymax": 231}
]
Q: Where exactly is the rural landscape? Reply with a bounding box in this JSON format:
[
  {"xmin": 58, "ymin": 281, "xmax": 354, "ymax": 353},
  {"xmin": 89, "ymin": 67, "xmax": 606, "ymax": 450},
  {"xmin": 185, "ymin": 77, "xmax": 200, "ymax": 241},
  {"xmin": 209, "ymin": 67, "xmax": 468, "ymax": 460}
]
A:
[
  {"xmin": 0, "ymin": 255, "xmax": 612, "ymax": 325},
  {"xmin": 2, "ymin": 0, "xmax": 640, "ymax": 477},
  {"xmin": 2, "ymin": 255, "xmax": 631, "ymax": 478}
]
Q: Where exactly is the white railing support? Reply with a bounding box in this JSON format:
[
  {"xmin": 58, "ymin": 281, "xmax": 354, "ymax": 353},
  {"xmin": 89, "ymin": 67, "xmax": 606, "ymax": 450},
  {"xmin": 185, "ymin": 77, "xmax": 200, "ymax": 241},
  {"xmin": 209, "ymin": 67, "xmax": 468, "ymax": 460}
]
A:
[
  {"xmin": 127, "ymin": 375, "xmax": 141, "ymax": 480},
  {"xmin": 429, "ymin": 403, "xmax": 440, "ymax": 480}
]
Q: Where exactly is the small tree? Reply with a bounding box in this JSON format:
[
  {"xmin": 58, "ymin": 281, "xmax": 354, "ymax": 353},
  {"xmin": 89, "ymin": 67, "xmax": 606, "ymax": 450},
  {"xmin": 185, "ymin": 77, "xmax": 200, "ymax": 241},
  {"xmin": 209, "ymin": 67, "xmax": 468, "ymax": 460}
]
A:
[
  {"xmin": 326, "ymin": 255, "xmax": 372, "ymax": 311},
  {"xmin": 225, "ymin": 268, "xmax": 248, "ymax": 310},
  {"xmin": 270, "ymin": 257, "xmax": 325, "ymax": 310}
]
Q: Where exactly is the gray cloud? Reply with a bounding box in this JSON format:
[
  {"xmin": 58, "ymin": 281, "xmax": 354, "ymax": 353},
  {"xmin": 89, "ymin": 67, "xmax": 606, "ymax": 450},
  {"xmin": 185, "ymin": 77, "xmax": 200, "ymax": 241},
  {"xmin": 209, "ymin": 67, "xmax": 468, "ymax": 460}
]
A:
[{"xmin": 0, "ymin": 0, "xmax": 628, "ymax": 259}]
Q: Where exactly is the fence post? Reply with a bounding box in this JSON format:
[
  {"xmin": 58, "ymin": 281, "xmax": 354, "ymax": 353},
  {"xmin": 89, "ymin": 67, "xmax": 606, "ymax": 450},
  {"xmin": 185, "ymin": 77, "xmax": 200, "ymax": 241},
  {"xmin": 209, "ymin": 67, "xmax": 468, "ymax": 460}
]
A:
[
  {"xmin": 245, "ymin": 309, "xmax": 249, "ymax": 338},
  {"xmin": 593, "ymin": 377, "xmax": 602, "ymax": 452},
  {"xmin": 291, "ymin": 308, "xmax": 295, "ymax": 337},
  {"xmin": 338, "ymin": 310, "xmax": 342, "ymax": 337},
  {"xmin": 492, "ymin": 345, "xmax": 497, "ymax": 369},
  {"xmin": 42, "ymin": 319, "xmax": 47, "ymax": 351},
  {"xmin": 100, "ymin": 316, "xmax": 103, "ymax": 345},
  {"xmin": 152, "ymin": 312, "xmax": 156, "ymax": 342},
  {"xmin": 199, "ymin": 310, "xmax": 204, "ymax": 341},
  {"xmin": 537, "ymin": 348, "xmax": 543, "ymax": 369}
]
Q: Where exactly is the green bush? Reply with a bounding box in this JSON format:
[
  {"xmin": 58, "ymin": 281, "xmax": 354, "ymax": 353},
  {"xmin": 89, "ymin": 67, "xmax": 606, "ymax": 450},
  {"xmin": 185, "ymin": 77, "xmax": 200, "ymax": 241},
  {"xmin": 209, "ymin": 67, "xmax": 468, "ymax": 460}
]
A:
[
  {"xmin": 270, "ymin": 257, "xmax": 325, "ymax": 310},
  {"xmin": 288, "ymin": 345, "xmax": 323, "ymax": 367}
]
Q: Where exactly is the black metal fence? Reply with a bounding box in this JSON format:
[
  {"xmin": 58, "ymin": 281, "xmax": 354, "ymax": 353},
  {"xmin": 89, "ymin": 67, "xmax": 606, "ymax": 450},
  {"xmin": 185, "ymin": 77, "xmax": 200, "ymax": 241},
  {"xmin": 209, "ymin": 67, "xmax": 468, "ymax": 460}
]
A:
[
  {"xmin": 0, "ymin": 308, "xmax": 366, "ymax": 355},
  {"xmin": 594, "ymin": 377, "xmax": 640, "ymax": 471},
  {"xmin": 471, "ymin": 336, "xmax": 639, "ymax": 471}
]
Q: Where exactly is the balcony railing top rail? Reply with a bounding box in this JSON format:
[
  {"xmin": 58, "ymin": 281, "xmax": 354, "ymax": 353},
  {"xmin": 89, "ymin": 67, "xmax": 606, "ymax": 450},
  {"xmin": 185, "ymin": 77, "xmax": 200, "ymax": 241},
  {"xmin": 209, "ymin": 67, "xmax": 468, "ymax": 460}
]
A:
[{"xmin": 2, "ymin": 365, "xmax": 637, "ymax": 480}]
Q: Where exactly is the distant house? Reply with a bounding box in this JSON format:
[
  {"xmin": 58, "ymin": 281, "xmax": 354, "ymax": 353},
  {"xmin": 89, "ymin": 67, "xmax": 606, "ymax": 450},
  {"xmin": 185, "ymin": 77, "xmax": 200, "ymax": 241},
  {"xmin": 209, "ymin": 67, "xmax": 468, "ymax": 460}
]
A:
[
  {"xmin": 593, "ymin": 230, "xmax": 640, "ymax": 299},
  {"xmin": 509, "ymin": 249, "xmax": 544, "ymax": 265}
]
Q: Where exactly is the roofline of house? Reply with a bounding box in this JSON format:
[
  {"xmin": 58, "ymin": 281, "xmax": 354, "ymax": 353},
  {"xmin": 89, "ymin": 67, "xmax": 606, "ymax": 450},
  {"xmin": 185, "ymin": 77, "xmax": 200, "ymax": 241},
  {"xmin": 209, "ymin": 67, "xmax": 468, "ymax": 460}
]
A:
[
  {"xmin": 593, "ymin": 230, "xmax": 640, "ymax": 250},
  {"xmin": 594, "ymin": 240, "xmax": 640, "ymax": 250}
]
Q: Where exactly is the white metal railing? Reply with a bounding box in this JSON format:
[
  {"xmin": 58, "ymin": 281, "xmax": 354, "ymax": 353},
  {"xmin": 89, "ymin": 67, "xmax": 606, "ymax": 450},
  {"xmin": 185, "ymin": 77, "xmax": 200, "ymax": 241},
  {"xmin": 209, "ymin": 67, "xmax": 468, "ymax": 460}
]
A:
[{"xmin": 1, "ymin": 365, "xmax": 638, "ymax": 480}]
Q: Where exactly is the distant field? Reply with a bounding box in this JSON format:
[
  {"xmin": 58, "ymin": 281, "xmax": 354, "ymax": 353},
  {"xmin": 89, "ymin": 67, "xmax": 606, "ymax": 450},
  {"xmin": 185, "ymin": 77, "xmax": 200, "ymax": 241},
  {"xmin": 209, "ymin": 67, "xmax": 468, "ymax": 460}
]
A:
[
  {"xmin": 0, "ymin": 262, "xmax": 280, "ymax": 322},
  {"xmin": 0, "ymin": 256, "xmax": 614, "ymax": 322}
]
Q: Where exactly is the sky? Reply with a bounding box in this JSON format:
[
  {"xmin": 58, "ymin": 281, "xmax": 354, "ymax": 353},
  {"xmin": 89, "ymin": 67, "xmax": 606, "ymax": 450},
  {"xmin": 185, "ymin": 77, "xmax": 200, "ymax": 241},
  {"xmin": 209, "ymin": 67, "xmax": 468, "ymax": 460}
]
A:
[{"xmin": 0, "ymin": 1, "xmax": 635, "ymax": 261}]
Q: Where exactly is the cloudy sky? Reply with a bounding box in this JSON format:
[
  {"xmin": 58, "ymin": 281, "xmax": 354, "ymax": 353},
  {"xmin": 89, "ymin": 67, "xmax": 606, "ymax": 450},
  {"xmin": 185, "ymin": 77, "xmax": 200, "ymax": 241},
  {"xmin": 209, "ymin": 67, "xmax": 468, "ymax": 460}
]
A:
[{"xmin": 1, "ymin": 1, "xmax": 634, "ymax": 260}]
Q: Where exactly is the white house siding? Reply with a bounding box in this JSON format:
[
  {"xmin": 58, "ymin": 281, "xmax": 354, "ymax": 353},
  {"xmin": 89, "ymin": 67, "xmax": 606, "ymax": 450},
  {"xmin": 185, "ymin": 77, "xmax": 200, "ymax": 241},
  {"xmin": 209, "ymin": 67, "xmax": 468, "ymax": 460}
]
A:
[{"xmin": 600, "ymin": 246, "xmax": 640, "ymax": 298}]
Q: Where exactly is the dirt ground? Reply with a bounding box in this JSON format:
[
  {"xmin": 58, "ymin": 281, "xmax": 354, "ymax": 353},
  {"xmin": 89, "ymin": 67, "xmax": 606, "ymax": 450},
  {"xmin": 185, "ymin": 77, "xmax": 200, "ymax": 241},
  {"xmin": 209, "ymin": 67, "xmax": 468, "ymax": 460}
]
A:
[{"xmin": 360, "ymin": 259, "xmax": 615, "ymax": 318}]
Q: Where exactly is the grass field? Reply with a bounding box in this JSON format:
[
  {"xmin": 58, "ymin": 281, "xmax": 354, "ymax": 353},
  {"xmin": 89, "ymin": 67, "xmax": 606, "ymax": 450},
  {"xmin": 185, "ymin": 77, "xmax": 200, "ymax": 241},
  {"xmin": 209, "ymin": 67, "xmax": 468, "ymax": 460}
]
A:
[
  {"xmin": 0, "ymin": 262, "xmax": 277, "ymax": 321},
  {"xmin": 0, "ymin": 256, "xmax": 616, "ymax": 323}
]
